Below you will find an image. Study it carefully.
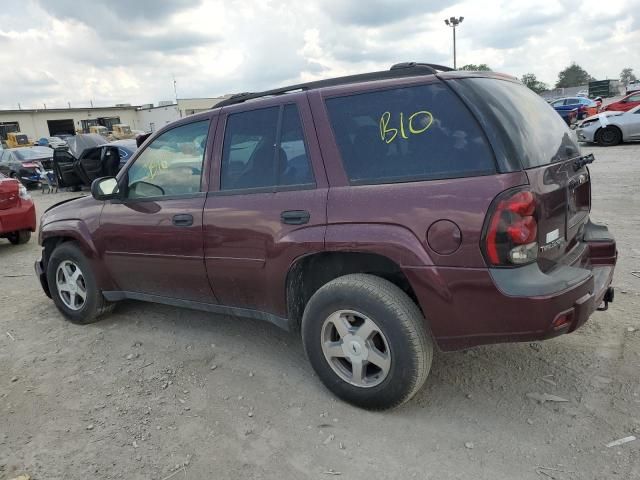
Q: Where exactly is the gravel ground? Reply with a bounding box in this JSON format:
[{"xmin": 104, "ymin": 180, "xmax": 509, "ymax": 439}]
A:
[{"xmin": 1, "ymin": 143, "xmax": 639, "ymax": 480}]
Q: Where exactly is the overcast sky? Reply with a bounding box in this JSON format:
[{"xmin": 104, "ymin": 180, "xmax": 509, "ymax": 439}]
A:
[{"xmin": 0, "ymin": 0, "xmax": 638, "ymax": 109}]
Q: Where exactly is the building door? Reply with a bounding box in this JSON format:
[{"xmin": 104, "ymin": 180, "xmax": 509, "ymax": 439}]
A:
[{"xmin": 47, "ymin": 119, "xmax": 75, "ymax": 136}]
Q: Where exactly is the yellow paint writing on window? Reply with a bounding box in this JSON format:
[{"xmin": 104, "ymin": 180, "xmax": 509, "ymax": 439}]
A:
[
  {"xmin": 379, "ymin": 110, "xmax": 433, "ymax": 144},
  {"xmin": 145, "ymin": 157, "xmax": 169, "ymax": 180}
]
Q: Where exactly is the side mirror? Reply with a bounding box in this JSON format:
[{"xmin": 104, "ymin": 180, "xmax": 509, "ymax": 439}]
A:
[{"xmin": 91, "ymin": 176, "xmax": 120, "ymax": 200}]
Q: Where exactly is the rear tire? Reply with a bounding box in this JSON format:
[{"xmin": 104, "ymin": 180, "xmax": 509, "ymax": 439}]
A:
[
  {"xmin": 46, "ymin": 242, "xmax": 114, "ymax": 324},
  {"xmin": 7, "ymin": 230, "xmax": 31, "ymax": 245},
  {"xmin": 597, "ymin": 126, "xmax": 622, "ymax": 146},
  {"xmin": 301, "ymin": 274, "xmax": 433, "ymax": 410}
]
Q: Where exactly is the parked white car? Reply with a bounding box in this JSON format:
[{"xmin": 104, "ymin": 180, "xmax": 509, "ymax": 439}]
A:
[{"xmin": 576, "ymin": 105, "xmax": 640, "ymax": 146}]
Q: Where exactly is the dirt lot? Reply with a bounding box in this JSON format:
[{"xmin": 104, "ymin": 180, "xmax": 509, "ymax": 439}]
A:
[{"xmin": 1, "ymin": 143, "xmax": 639, "ymax": 480}]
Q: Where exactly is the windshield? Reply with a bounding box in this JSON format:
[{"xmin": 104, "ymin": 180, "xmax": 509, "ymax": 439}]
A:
[{"xmin": 14, "ymin": 147, "xmax": 52, "ymax": 161}]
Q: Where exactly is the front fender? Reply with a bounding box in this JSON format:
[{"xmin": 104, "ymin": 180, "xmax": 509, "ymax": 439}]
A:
[
  {"xmin": 40, "ymin": 219, "xmax": 99, "ymax": 259},
  {"xmin": 39, "ymin": 219, "xmax": 116, "ymax": 291}
]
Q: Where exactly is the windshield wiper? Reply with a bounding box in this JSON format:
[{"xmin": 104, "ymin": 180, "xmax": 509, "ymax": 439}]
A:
[{"xmin": 574, "ymin": 153, "xmax": 595, "ymax": 171}]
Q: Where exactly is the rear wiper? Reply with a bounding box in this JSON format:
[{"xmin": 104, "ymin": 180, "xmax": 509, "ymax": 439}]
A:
[{"xmin": 573, "ymin": 153, "xmax": 595, "ymax": 171}]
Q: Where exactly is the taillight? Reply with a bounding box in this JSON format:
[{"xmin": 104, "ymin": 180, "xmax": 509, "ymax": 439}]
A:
[{"xmin": 483, "ymin": 188, "xmax": 538, "ymax": 266}]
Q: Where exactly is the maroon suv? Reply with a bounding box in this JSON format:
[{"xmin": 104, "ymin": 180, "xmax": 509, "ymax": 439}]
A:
[{"xmin": 35, "ymin": 63, "xmax": 617, "ymax": 410}]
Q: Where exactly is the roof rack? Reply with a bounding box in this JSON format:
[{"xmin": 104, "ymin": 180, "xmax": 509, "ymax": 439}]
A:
[{"xmin": 214, "ymin": 62, "xmax": 452, "ymax": 108}]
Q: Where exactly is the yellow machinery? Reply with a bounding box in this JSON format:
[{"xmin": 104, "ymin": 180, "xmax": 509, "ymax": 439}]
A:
[
  {"xmin": 6, "ymin": 132, "xmax": 31, "ymax": 148},
  {"xmin": 89, "ymin": 125, "xmax": 109, "ymax": 136},
  {"xmin": 111, "ymin": 124, "xmax": 134, "ymax": 139}
]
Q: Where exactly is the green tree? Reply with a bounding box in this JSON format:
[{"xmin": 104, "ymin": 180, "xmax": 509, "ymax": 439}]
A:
[
  {"xmin": 555, "ymin": 63, "xmax": 594, "ymax": 88},
  {"xmin": 620, "ymin": 67, "xmax": 637, "ymax": 85},
  {"xmin": 521, "ymin": 73, "xmax": 548, "ymax": 94},
  {"xmin": 459, "ymin": 64, "xmax": 491, "ymax": 71}
]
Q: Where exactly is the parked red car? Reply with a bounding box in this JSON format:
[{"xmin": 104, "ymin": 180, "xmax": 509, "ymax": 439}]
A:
[
  {"xmin": 603, "ymin": 92, "xmax": 640, "ymax": 112},
  {"xmin": 35, "ymin": 63, "xmax": 617, "ymax": 409},
  {"xmin": 0, "ymin": 172, "xmax": 36, "ymax": 244}
]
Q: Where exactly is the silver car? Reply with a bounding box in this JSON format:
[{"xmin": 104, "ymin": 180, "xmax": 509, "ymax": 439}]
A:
[{"xmin": 576, "ymin": 105, "xmax": 640, "ymax": 146}]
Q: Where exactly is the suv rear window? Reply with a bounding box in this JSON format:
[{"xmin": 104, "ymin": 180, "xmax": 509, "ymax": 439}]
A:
[
  {"xmin": 452, "ymin": 78, "xmax": 581, "ymax": 169},
  {"xmin": 325, "ymin": 83, "xmax": 496, "ymax": 185}
]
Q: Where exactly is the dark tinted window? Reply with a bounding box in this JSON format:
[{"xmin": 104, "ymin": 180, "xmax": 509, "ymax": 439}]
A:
[
  {"xmin": 565, "ymin": 98, "xmax": 580, "ymax": 105},
  {"xmin": 127, "ymin": 120, "xmax": 209, "ymax": 198},
  {"xmin": 279, "ymin": 104, "xmax": 314, "ymax": 186},
  {"xmin": 325, "ymin": 83, "xmax": 495, "ymax": 184},
  {"xmin": 221, "ymin": 104, "xmax": 314, "ymax": 190},
  {"xmin": 453, "ymin": 78, "xmax": 580, "ymax": 169}
]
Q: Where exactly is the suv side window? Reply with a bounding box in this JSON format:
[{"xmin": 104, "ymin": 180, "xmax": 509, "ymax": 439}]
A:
[
  {"xmin": 220, "ymin": 104, "xmax": 314, "ymax": 191},
  {"xmin": 126, "ymin": 120, "xmax": 210, "ymax": 198},
  {"xmin": 325, "ymin": 83, "xmax": 496, "ymax": 184}
]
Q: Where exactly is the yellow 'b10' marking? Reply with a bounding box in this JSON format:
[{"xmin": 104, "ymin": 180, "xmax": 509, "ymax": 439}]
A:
[{"xmin": 380, "ymin": 110, "xmax": 433, "ymax": 144}]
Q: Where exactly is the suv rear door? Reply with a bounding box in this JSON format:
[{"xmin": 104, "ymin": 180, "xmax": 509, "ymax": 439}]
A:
[{"xmin": 203, "ymin": 96, "xmax": 327, "ymax": 317}]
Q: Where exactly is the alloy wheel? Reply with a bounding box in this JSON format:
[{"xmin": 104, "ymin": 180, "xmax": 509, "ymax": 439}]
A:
[
  {"xmin": 56, "ymin": 260, "xmax": 87, "ymax": 311},
  {"xmin": 321, "ymin": 309, "xmax": 391, "ymax": 388}
]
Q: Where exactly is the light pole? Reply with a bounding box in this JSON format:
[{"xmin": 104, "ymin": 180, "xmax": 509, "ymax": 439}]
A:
[{"xmin": 444, "ymin": 16, "xmax": 464, "ymax": 69}]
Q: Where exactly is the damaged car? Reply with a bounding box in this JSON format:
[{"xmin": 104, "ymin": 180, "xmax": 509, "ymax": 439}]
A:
[{"xmin": 53, "ymin": 134, "xmax": 137, "ymax": 188}]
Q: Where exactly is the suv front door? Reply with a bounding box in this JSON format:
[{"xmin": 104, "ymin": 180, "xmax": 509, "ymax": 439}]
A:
[
  {"xmin": 96, "ymin": 117, "xmax": 216, "ymax": 303},
  {"xmin": 204, "ymin": 98, "xmax": 327, "ymax": 318}
]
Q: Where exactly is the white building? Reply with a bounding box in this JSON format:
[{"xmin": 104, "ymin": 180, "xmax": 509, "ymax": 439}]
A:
[
  {"xmin": 177, "ymin": 96, "xmax": 232, "ymax": 117},
  {"xmin": 0, "ymin": 105, "xmax": 140, "ymax": 141},
  {"xmin": 136, "ymin": 103, "xmax": 180, "ymax": 133},
  {"xmin": 0, "ymin": 96, "xmax": 234, "ymax": 143}
]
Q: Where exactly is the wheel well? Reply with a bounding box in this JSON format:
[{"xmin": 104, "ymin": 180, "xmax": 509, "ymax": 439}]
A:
[
  {"xmin": 42, "ymin": 236, "xmax": 74, "ymax": 270},
  {"xmin": 286, "ymin": 252, "xmax": 421, "ymax": 332}
]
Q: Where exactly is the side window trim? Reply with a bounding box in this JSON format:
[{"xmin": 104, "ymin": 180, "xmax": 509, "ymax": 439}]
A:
[{"xmin": 117, "ymin": 119, "xmax": 210, "ymax": 201}]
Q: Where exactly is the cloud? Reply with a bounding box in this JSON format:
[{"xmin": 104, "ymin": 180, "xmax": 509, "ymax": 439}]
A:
[
  {"xmin": 318, "ymin": 0, "xmax": 455, "ymax": 26},
  {"xmin": 0, "ymin": 0, "xmax": 639, "ymax": 109}
]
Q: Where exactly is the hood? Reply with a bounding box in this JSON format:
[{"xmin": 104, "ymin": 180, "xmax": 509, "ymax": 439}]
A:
[
  {"xmin": 44, "ymin": 195, "xmax": 85, "ymax": 214},
  {"xmin": 580, "ymin": 111, "xmax": 623, "ymax": 123},
  {"xmin": 39, "ymin": 194, "xmax": 105, "ymax": 246},
  {"xmin": 41, "ymin": 194, "xmax": 100, "ymax": 225}
]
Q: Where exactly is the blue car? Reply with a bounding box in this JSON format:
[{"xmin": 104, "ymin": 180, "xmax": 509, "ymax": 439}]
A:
[{"xmin": 550, "ymin": 97, "xmax": 598, "ymax": 123}]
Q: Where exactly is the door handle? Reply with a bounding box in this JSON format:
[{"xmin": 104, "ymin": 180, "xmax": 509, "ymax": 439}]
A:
[
  {"xmin": 172, "ymin": 214, "xmax": 193, "ymax": 227},
  {"xmin": 281, "ymin": 210, "xmax": 310, "ymax": 225}
]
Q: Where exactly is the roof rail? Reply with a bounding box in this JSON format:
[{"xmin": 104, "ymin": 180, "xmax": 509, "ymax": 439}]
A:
[{"xmin": 214, "ymin": 62, "xmax": 451, "ymax": 108}]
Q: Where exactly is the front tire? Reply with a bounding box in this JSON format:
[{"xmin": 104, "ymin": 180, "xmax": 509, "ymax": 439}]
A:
[
  {"xmin": 46, "ymin": 242, "xmax": 114, "ymax": 324},
  {"xmin": 597, "ymin": 126, "xmax": 622, "ymax": 146},
  {"xmin": 301, "ymin": 274, "xmax": 433, "ymax": 410},
  {"xmin": 7, "ymin": 230, "xmax": 31, "ymax": 245}
]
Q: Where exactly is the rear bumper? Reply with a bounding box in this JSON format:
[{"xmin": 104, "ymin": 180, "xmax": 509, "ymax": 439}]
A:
[
  {"xmin": 0, "ymin": 200, "xmax": 36, "ymax": 235},
  {"xmin": 404, "ymin": 221, "xmax": 617, "ymax": 351}
]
